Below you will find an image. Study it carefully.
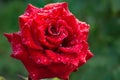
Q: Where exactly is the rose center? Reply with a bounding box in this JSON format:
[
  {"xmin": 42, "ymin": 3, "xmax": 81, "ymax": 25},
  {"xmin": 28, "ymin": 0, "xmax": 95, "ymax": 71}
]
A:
[{"xmin": 48, "ymin": 25, "xmax": 60, "ymax": 36}]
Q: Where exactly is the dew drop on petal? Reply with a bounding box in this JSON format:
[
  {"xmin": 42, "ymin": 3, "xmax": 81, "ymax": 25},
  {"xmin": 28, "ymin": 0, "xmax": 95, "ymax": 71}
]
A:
[
  {"xmin": 32, "ymin": 74, "xmax": 36, "ymax": 77},
  {"xmin": 60, "ymin": 44, "xmax": 62, "ymax": 47},
  {"xmin": 74, "ymin": 63, "xmax": 78, "ymax": 66},
  {"xmin": 37, "ymin": 59, "xmax": 41, "ymax": 63},
  {"xmin": 76, "ymin": 39, "xmax": 79, "ymax": 43},
  {"xmin": 58, "ymin": 57, "xmax": 61, "ymax": 61},
  {"xmin": 13, "ymin": 52, "xmax": 18, "ymax": 56},
  {"xmin": 44, "ymin": 59, "xmax": 47, "ymax": 62},
  {"xmin": 63, "ymin": 33, "xmax": 66, "ymax": 36},
  {"xmin": 49, "ymin": 10, "xmax": 52, "ymax": 12},
  {"xmin": 66, "ymin": 58, "xmax": 69, "ymax": 61},
  {"xmin": 53, "ymin": 7, "xmax": 56, "ymax": 10},
  {"xmin": 26, "ymin": 12, "xmax": 29, "ymax": 16},
  {"xmin": 44, "ymin": 10, "xmax": 48, "ymax": 13}
]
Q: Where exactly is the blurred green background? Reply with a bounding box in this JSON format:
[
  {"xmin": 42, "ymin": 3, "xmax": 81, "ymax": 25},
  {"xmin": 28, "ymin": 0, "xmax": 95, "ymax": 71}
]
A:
[{"xmin": 0, "ymin": 0, "xmax": 120, "ymax": 80}]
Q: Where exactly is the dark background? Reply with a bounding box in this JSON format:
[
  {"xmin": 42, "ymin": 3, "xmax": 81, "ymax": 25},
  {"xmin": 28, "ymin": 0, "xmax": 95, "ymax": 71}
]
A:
[{"xmin": 0, "ymin": 0, "xmax": 120, "ymax": 80}]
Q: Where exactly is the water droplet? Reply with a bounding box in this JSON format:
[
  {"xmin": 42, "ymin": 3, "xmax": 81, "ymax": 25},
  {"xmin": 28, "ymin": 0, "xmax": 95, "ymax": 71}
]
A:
[
  {"xmin": 26, "ymin": 12, "xmax": 29, "ymax": 16},
  {"xmin": 63, "ymin": 8, "xmax": 66, "ymax": 12},
  {"xmin": 13, "ymin": 52, "xmax": 18, "ymax": 56},
  {"xmin": 49, "ymin": 10, "xmax": 52, "ymax": 12},
  {"xmin": 76, "ymin": 39, "xmax": 79, "ymax": 43},
  {"xmin": 44, "ymin": 10, "xmax": 48, "ymax": 13},
  {"xmin": 60, "ymin": 44, "xmax": 62, "ymax": 47},
  {"xmin": 73, "ymin": 62, "xmax": 78, "ymax": 66},
  {"xmin": 53, "ymin": 7, "xmax": 56, "ymax": 10},
  {"xmin": 58, "ymin": 58, "xmax": 60, "ymax": 61},
  {"xmin": 32, "ymin": 74, "xmax": 36, "ymax": 77},
  {"xmin": 63, "ymin": 33, "xmax": 66, "ymax": 36},
  {"xmin": 37, "ymin": 59, "xmax": 41, "ymax": 63},
  {"xmin": 66, "ymin": 58, "xmax": 69, "ymax": 61},
  {"xmin": 44, "ymin": 59, "xmax": 47, "ymax": 62}
]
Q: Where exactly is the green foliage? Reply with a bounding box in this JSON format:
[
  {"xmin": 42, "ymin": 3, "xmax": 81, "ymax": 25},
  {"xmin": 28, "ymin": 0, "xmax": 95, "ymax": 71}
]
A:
[
  {"xmin": 0, "ymin": 0, "xmax": 120, "ymax": 80},
  {"xmin": 0, "ymin": 76, "xmax": 6, "ymax": 80}
]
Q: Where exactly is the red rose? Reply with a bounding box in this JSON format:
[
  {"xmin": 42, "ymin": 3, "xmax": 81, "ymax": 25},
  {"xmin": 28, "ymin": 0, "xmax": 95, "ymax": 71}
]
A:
[{"xmin": 4, "ymin": 2, "xmax": 93, "ymax": 80}]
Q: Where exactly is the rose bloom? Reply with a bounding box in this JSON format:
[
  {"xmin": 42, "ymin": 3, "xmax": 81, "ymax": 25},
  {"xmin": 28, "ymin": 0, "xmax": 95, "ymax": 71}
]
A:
[{"xmin": 4, "ymin": 2, "xmax": 93, "ymax": 80}]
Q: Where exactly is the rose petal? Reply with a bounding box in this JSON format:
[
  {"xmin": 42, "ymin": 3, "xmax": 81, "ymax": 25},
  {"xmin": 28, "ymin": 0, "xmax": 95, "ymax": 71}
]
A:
[
  {"xmin": 19, "ymin": 4, "xmax": 39, "ymax": 29},
  {"xmin": 57, "ymin": 20, "xmax": 73, "ymax": 37},
  {"xmin": 4, "ymin": 33, "xmax": 12, "ymax": 42},
  {"xmin": 4, "ymin": 32, "xmax": 28, "ymax": 60},
  {"xmin": 86, "ymin": 50, "xmax": 93, "ymax": 60},
  {"xmin": 45, "ymin": 50, "xmax": 61, "ymax": 63},
  {"xmin": 44, "ymin": 2, "xmax": 69, "ymax": 12},
  {"xmin": 19, "ymin": 15, "xmax": 29, "ymax": 29},
  {"xmin": 20, "ymin": 21, "xmax": 42, "ymax": 50},
  {"xmin": 59, "ymin": 44, "xmax": 83, "ymax": 54},
  {"xmin": 22, "ymin": 57, "xmax": 54, "ymax": 80},
  {"xmin": 28, "ymin": 48, "xmax": 50, "ymax": 65},
  {"xmin": 63, "ymin": 15, "xmax": 79, "ymax": 33},
  {"xmin": 25, "ymin": 4, "xmax": 39, "ymax": 15},
  {"xmin": 78, "ymin": 21, "xmax": 90, "ymax": 40},
  {"xmin": 48, "ymin": 63, "xmax": 75, "ymax": 80}
]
